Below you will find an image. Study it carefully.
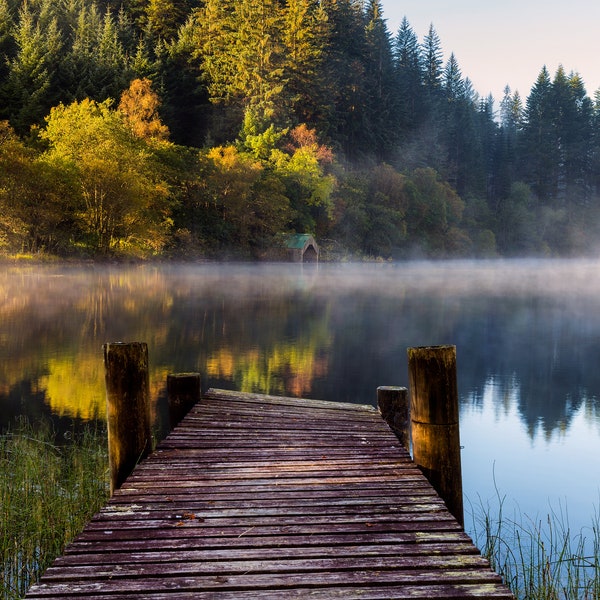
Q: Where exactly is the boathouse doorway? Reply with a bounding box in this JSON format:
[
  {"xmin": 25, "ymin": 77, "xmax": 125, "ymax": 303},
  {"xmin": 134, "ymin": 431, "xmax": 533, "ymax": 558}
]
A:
[{"xmin": 286, "ymin": 234, "xmax": 319, "ymax": 263}]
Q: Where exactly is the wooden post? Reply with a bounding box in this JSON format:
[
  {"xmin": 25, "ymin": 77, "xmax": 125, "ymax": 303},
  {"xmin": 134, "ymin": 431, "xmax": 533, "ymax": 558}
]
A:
[
  {"xmin": 103, "ymin": 342, "xmax": 152, "ymax": 495},
  {"xmin": 407, "ymin": 345, "xmax": 464, "ymax": 528},
  {"xmin": 377, "ymin": 386, "xmax": 410, "ymax": 450},
  {"xmin": 167, "ymin": 373, "xmax": 201, "ymax": 430}
]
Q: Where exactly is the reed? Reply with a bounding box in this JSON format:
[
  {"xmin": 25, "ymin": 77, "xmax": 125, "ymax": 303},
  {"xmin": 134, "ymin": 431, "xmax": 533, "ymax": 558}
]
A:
[
  {"xmin": 0, "ymin": 419, "xmax": 109, "ymax": 599},
  {"xmin": 470, "ymin": 492, "xmax": 600, "ymax": 599}
]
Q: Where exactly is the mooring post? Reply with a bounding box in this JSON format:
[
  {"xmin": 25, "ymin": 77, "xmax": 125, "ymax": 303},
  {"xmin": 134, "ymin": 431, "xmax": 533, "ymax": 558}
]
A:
[
  {"xmin": 167, "ymin": 372, "xmax": 202, "ymax": 430},
  {"xmin": 407, "ymin": 345, "xmax": 464, "ymax": 528},
  {"xmin": 377, "ymin": 386, "xmax": 410, "ymax": 450},
  {"xmin": 103, "ymin": 342, "xmax": 152, "ymax": 495}
]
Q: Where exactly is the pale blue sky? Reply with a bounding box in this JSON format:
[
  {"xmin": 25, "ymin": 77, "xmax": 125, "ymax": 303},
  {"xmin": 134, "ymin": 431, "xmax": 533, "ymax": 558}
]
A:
[{"xmin": 380, "ymin": 1, "xmax": 600, "ymax": 102}]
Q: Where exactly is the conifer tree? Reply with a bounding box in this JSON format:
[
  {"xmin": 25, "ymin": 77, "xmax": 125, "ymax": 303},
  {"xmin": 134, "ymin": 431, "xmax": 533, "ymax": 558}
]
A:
[
  {"xmin": 561, "ymin": 72, "xmax": 593, "ymax": 203},
  {"xmin": 393, "ymin": 16, "xmax": 424, "ymax": 137},
  {"xmin": 0, "ymin": 0, "xmax": 14, "ymax": 103},
  {"xmin": 2, "ymin": 3, "xmax": 63, "ymax": 132},
  {"xmin": 443, "ymin": 53, "xmax": 464, "ymax": 101},
  {"xmin": 422, "ymin": 23, "xmax": 443, "ymax": 99},
  {"xmin": 280, "ymin": 0, "xmax": 329, "ymax": 127},
  {"xmin": 234, "ymin": 0, "xmax": 285, "ymax": 122},
  {"xmin": 146, "ymin": 0, "xmax": 186, "ymax": 41},
  {"xmin": 153, "ymin": 21, "xmax": 209, "ymax": 146},
  {"xmin": 319, "ymin": 0, "xmax": 368, "ymax": 158},
  {"xmin": 521, "ymin": 66, "xmax": 558, "ymax": 203},
  {"xmin": 363, "ymin": 0, "xmax": 397, "ymax": 160},
  {"xmin": 494, "ymin": 86, "xmax": 523, "ymax": 201}
]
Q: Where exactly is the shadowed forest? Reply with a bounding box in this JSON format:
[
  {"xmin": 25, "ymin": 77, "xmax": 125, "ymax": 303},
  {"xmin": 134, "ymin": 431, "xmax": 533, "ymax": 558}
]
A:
[{"xmin": 2, "ymin": 0, "xmax": 600, "ymax": 259}]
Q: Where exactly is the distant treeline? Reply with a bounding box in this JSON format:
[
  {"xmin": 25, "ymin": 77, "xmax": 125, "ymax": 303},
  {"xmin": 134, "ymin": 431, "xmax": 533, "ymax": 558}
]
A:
[{"xmin": 2, "ymin": 0, "xmax": 600, "ymax": 259}]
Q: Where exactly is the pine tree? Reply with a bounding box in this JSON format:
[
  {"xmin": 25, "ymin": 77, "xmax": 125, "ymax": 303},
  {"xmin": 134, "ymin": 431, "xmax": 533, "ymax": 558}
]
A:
[
  {"xmin": 233, "ymin": 0, "xmax": 285, "ymax": 122},
  {"xmin": 146, "ymin": 0, "xmax": 187, "ymax": 41},
  {"xmin": 319, "ymin": 0, "xmax": 368, "ymax": 158},
  {"xmin": 1, "ymin": 2, "xmax": 64, "ymax": 132},
  {"xmin": 441, "ymin": 53, "xmax": 485, "ymax": 196},
  {"xmin": 200, "ymin": 0, "xmax": 285, "ymax": 117},
  {"xmin": 62, "ymin": 1, "xmax": 103, "ymax": 99},
  {"xmin": 0, "ymin": 0, "xmax": 14, "ymax": 97},
  {"xmin": 521, "ymin": 66, "xmax": 557, "ymax": 203},
  {"xmin": 495, "ymin": 86, "xmax": 523, "ymax": 201},
  {"xmin": 561, "ymin": 72, "xmax": 593, "ymax": 203},
  {"xmin": 443, "ymin": 53, "xmax": 464, "ymax": 101},
  {"xmin": 152, "ymin": 21, "xmax": 209, "ymax": 146},
  {"xmin": 422, "ymin": 23, "xmax": 443, "ymax": 99},
  {"xmin": 362, "ymin": 0, "xmax": 397, "ymax": 160},
  {"xmin": 280, "ymin": 0, "xmax": 329, "ymax": 127},
  {"xmin": 393, "ymin": 16, "xmax": 424, "ymax": 136}
]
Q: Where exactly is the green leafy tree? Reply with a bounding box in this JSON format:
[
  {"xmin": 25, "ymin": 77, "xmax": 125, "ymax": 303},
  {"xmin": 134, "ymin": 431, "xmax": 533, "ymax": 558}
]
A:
[
  {"xmin": 39, "ymin": 98, "xmax": 172, "ymax": 255},
  {"xmin": 331, "ymin": 164, "xmax": 407, "ymax": 258},
  {"xmin": 0, "ymin": 120, "xmax": 36, "ymax": 251},
  {"xmin": 205, "ymin": 145, "xmax": 291, "ymax": 254},
  {"xmin": 238, "ymin": 106, "xmax": 285, "ymax": 160},
  {"xmin": 330, "ymin": 171, "xmax": 370, "ymax": 255},
  {"xmin": 362, "ymin": 163, "xmax": 407, "ymax": 256},
  {"xmin": 0, "ymin": 120, "xmax": 75, "ymax": 253},
  {"xmin": 494, "ymin": 181, "xmax": 540, "ymax": 255},
  {"xmin": 270, "ymin": 123, "xmax": 335, "ymax": 234},
  {"xmin": 404, "ymin": 167, "xmax": 468, "ymax": 255}
]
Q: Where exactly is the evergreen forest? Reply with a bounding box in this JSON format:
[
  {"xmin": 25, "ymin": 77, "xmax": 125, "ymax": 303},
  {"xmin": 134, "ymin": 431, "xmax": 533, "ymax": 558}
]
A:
[{"xmin": 2, "ymin": 0, "xmax": 600, "ymax": 259}]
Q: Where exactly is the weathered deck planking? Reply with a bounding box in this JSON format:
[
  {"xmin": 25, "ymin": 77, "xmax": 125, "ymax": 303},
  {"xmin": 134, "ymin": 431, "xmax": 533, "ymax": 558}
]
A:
[{"xmin": 26, "ymin": 389, "xmax": 514, "ymax": 599}]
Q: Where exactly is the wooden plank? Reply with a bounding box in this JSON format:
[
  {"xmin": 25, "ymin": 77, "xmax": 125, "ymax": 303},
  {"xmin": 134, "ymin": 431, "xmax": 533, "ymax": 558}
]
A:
[
  {"xmin": 25, "ymin": 389, "xmax": 514, "ymax": 599},
  {"xmin": 27, "ymin": 570, "xmax": 510, "ymax": 596}
]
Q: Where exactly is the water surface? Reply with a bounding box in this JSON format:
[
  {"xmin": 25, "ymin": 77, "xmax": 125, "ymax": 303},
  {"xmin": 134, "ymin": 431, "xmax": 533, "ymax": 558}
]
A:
[{"xmin": 2, "ymin": 259, "xmax": 599, "ymax": 542}]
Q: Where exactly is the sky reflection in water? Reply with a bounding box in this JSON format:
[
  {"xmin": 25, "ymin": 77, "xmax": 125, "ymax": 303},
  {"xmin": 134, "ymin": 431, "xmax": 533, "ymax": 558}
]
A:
[
  {"xmin": 461, "ymin": 375, "xmax": 600, "ymax": 542},
  {"xmin": 1, "ymin": 259, "xmax": 600, "ymax": 542}
]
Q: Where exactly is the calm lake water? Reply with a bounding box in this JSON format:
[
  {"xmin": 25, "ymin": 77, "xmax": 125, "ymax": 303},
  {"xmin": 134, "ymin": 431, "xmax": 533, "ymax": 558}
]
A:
[{"xmin": 2, "ymin": 259, "xmax": 600, "ymax": 545}]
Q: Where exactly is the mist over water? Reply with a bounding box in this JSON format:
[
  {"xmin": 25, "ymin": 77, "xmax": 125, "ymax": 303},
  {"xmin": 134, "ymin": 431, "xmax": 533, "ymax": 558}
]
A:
[{"xmin": 1, "ymin": 258, "xmax": 600, "ymax": 543}]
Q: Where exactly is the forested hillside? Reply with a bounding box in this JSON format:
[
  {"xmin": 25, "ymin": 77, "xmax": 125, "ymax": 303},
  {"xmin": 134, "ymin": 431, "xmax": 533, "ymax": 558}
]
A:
[{"xmin": 2, "ymin": 0, "xmax": 600, "ymax": 259}]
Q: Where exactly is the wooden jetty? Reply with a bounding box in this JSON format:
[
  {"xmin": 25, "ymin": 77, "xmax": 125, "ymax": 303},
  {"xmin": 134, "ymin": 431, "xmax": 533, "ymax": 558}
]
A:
[{"xmin": 26, "ymin": 387, "xmax": 514, "ymax": 599}]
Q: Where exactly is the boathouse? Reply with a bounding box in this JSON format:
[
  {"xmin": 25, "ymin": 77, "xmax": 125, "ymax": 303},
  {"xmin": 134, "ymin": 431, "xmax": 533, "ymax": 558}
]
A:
[{"xmin": 286, "ymin": 233, "xmax": 319, "ymax": 262}]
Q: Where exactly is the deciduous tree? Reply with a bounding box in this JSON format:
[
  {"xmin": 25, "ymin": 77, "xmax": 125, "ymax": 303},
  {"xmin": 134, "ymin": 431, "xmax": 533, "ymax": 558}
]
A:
[
  {"xmin": 40, "ymin": 98, "xmax": 172, "ymax": 255},
  {"xmin": 118, "ymin": 77, "xmax": 170, "ymax": 140}
]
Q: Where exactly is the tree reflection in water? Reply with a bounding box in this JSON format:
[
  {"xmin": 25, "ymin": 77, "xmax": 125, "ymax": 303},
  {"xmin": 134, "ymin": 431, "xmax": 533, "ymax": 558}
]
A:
[{"xmin": 2, "ymin": 260, "xmax": 600, "ymax": 539}]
